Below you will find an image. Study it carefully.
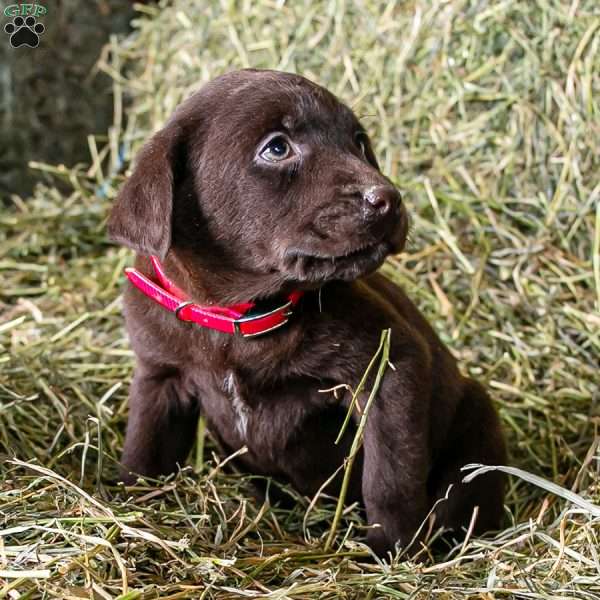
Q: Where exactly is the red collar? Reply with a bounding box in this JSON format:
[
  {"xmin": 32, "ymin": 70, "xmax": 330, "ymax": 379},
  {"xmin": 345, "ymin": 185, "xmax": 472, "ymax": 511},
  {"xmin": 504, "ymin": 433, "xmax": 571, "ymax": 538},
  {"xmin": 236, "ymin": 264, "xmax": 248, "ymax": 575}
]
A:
[{"xmin": 124, "ymin": 257, "xmax": 303, "ymax": 338}]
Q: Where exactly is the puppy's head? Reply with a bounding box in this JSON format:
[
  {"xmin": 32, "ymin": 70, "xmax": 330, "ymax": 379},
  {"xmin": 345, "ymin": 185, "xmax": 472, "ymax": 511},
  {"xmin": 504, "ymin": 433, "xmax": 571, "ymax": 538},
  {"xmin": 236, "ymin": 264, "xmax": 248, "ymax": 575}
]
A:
[{"xmin": 108, "ymin": 69, "xmax": 408, "ymax": 301}]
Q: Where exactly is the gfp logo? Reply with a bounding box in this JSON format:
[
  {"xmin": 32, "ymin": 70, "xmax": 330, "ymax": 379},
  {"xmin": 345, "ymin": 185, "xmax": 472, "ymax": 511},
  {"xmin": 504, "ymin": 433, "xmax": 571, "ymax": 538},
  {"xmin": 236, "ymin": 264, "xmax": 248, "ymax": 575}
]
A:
[{"xmin": 4, "ymin": 3, "xmax": 47, "ymax": 48}]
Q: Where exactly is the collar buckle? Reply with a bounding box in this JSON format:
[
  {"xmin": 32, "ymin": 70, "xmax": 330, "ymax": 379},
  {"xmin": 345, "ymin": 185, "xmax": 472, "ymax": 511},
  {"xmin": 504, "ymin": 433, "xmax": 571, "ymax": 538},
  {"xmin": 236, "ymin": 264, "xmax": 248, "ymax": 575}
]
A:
[
  {"xmin": 174, "ymin": 300, "xmax": 194, "ymax": 320},
  {"xmin": 233, "ymin": 299, "xmax": 293, "ymax": 338}
]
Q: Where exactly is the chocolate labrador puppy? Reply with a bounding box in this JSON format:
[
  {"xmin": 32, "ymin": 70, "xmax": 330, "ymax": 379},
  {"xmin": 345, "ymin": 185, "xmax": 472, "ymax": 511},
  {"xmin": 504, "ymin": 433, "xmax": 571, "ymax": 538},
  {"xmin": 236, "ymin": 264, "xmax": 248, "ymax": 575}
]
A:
[{"xmin": 108, "ymin": 69, "xmax": 506, "ymax": 556}]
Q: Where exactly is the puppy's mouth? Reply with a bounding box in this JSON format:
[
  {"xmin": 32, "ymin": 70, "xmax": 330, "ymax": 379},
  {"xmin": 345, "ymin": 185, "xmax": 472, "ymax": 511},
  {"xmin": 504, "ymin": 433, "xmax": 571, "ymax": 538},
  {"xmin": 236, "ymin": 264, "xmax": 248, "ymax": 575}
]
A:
[{"xmin": 282, "ymin": 239, "xmax": 392, "ymax": 283}]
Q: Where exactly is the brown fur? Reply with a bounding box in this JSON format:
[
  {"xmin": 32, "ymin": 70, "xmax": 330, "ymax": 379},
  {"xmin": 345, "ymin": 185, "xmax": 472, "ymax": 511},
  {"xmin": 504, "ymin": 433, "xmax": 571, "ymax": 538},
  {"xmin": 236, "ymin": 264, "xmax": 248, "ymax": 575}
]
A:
[{"xmin": 108, "ymin": 69, "xmax": 506, "ymax": 556}]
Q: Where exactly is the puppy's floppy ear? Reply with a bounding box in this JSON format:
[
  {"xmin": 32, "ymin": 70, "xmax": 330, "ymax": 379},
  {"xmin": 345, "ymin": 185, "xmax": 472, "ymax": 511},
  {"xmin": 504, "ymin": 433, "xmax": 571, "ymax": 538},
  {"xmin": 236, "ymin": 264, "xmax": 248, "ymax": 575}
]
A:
[{"xmin": 107, "ymin": 124, "xmax": 184, "ymax": 259}]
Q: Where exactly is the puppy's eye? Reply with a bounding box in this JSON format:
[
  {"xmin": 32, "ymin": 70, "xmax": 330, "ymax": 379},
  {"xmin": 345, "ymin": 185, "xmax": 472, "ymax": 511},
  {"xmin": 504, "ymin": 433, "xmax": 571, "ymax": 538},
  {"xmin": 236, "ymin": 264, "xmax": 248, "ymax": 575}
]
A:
[
  {"xmin": 355, "ymin": 131, "xmax": 379, "ymax": 169},
  {"xmin": 355, "ymin": 132, "xmax": 369, "ymax": 158},
  {"xmin": 260, "ymin": 136, "xmax": 292, "ymax": 162}
]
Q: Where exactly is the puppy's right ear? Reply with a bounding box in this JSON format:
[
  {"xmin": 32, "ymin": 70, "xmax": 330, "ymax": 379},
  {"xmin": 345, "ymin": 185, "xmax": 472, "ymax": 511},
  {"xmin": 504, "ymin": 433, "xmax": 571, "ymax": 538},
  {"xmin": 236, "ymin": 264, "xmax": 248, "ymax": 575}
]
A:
[{"xmin": 108, "ymin": 124, "xmax": 183, "ymax": 260}]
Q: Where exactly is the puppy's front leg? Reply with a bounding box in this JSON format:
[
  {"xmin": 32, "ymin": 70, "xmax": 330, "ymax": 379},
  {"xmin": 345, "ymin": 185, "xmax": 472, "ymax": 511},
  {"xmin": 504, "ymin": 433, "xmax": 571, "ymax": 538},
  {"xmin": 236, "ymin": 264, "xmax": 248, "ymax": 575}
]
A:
[
  {"xmin": 120, "ymin": 366, "xmax": 199, "ymax": 484},
  {"xmin": 360, "ymin": 356, "xmax": 431, "ymax": 557}
]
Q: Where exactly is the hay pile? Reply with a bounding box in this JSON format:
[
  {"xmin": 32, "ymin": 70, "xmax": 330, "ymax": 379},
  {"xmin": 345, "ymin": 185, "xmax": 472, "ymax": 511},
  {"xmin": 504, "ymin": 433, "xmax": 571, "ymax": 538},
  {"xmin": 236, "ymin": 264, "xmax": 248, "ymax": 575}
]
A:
[{"xmin": 1, "ymin": 0, "xmax": 599, "ymax": 597}]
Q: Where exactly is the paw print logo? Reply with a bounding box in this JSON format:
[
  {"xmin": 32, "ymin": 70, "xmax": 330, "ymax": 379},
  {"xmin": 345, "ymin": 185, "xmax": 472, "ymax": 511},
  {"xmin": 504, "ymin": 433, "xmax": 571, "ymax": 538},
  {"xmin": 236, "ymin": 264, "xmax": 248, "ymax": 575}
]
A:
[{"xmin": 4, "ymin": 15, "xmax": 45, "ymax": 48}]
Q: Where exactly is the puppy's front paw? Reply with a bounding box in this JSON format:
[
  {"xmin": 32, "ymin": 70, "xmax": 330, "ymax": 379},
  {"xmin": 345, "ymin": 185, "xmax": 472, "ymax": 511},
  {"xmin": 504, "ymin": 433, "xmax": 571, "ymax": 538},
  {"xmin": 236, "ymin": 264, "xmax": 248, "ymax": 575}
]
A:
[
  {"xmin": 366, "ymin": 526, "xmax": 394, "ymax": 558},
  {"xmin": 366, "ymin": 523, "xmax": 428, "ymax": 561},
  {"xmin": 118, "ymin": 467, "xmax": 139, "ymax": 486}
]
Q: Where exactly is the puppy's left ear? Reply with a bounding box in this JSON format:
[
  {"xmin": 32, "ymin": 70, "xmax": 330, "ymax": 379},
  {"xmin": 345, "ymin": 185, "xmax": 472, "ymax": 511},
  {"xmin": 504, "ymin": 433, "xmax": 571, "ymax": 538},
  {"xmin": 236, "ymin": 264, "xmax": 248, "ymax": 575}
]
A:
[{"xmin": 107, "ymin": 124, "xmax": 184, "ymax": 259}]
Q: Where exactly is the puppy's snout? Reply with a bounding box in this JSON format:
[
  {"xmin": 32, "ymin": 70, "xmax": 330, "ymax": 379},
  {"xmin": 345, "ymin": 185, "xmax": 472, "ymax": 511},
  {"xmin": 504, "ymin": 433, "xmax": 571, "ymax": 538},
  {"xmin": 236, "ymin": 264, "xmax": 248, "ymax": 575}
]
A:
[{"xmin": 362, "ymin": 185, "xmax": 400, "ymax": 218}]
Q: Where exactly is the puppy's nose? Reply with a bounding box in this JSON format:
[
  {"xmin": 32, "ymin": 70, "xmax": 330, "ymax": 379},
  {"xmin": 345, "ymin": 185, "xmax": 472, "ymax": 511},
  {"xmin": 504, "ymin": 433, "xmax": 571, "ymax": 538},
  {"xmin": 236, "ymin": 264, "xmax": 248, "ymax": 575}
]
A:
[{"xmin": 362, "ymin": 185, "xmax": 401, "ymax": 217}]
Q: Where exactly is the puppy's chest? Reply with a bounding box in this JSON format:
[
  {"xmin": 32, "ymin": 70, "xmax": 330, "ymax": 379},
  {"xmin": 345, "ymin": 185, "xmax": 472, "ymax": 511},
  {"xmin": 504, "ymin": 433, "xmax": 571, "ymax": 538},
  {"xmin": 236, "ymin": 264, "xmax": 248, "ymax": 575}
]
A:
[
  {"xmin": 198, "ymin": 369, "xmax": 331, "ymax": 461},
  {"xmin": 221, "ymin": 371, "xmax": 252, "ymax": 441}
]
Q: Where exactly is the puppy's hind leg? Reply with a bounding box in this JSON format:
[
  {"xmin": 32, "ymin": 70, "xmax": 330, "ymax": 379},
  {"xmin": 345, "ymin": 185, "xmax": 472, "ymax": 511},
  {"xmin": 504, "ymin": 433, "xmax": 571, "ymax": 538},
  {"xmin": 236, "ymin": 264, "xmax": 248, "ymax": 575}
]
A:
[
  {"xmin": 429, "ymin": 379, "xmax": 507, "ymax": 538},
  {"xmin": 120, "ymin": 366, "xmax": 200, "ymax": 484}
]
